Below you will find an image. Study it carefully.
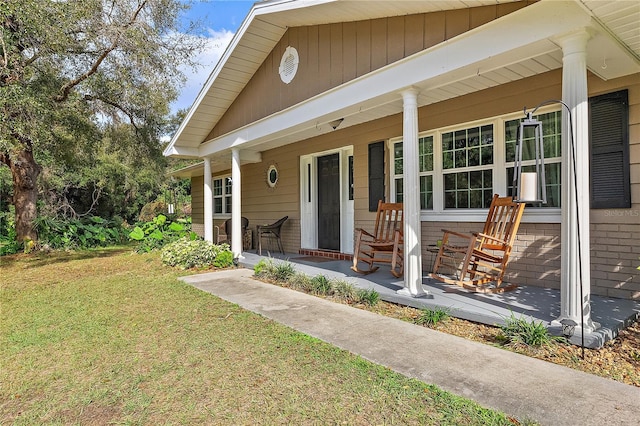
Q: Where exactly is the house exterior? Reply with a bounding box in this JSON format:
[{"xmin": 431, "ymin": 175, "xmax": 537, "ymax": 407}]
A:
[{"xmin": 165, "ymin": 0, "xmax": 640, "ymax": 331}]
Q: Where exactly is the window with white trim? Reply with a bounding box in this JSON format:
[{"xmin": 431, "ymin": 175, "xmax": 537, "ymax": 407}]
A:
[
  {"xmin": 442, "ymin": 124, "xmax": 494, "ymax": 208},
  {"xmin": 213, "ymin": 176, "xmax": 232, "ymax": 214},
  {"xmin": 392, "ymin": 135, "xmax": 434, "ymax": 209},
  {"xmin": 390, "ymin": 109, "xmax": 562, "ymax": 213},
  {"xmin": 505, "ymin": 110, "xmax": 562, "ymax": 208}
]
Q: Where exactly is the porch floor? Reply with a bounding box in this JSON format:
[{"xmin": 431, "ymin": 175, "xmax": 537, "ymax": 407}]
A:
[{"xmin": 239, "ymin": 250, "xmax": 640, "ymax": 349}]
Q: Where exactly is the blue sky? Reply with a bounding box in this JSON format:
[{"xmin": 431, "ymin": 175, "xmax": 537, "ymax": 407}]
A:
[{"xmin": 173, "ymin": 1, "xmax": 255, "ymax": 113}]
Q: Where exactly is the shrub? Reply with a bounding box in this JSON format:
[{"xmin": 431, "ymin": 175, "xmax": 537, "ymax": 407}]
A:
[
  {"xmin": 273, "ymin": 262, "xmax": 296, "ymax": 282},
  {"xmin": 160, "ymin": 237, "xmax": 231, "ymax": 269},
  {"xmin": 332, "ymin": 279, "xmax": 357, "ymax": 301},
  {"xmin": 415, "ymin": 307, "xmax": 450, "ymax": 327},
  {"xmin": 213, "ymin": 250, "xmax": 235, "ymax": 268},
  {"xmin": 0, "ymin": 210, "xmax": 21, "ymax": 256},
  {"xmin": 310, "ymin": 275, "xmax": 333, "ymax": 295},
  {"xmin": 288, "ymin": 273, "xmax": 313, "ymax": 292},
  {"xmin": 129, "ymin": 215, "xmax": 195, "ymax": 252},
  {"xmin": 32, "ymin": 215, "xmax": 127, "ymax": 251},
  {"xmin": 254, "ymin": 259, "xmax": 273, "ymax": 277},
  {"xmin": 354, "ymin": 288, "xmax": 380, "ymax": 306},
  {"xmin": 498, "ymin": 313, "xmax": 553, "ymax": 347}
]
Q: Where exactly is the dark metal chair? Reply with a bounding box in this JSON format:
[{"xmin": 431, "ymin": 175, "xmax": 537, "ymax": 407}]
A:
[
  {"xmin": 224, "ymin": 216, "xmax": 249, "ymax": 247},
  {"xmin": 257, "ymin": 216, "xmax": 288, "ymax": 255}
]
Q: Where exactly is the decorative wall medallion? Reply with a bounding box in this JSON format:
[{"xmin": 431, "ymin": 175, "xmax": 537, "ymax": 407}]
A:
[
  {"xmin": 267, "ymin": 164, "xmax": 279, "ymax": 188},
  {"xmin": 279, "ymin": 46, "xmax": 299, "ymax": 84}
]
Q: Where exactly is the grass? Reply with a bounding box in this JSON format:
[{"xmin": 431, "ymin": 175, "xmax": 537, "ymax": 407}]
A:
[{"xmin": 1, "ymin": 248, "xmax": 522, "ymax": 425}]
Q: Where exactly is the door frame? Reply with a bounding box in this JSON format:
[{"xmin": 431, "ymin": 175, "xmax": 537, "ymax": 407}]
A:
[{"xmin": 300, "ymin": 146, "xmax": 354, "ymax": 253}]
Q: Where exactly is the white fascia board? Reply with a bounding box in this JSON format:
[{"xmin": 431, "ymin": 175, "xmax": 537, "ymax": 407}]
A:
[
  {"xmin": 164, "ymin": 2, "xmax": 288, "ymax": 157},
  {"xmin": 198, "ymin": 0, "xmax": 591, "ymax": 158},
  {"xmin": 163, "ymin": 145, "xmax": 200, "ymax": 158}
]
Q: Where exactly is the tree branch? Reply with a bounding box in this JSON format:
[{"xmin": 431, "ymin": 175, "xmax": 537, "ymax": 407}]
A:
[
  {"xmin": 54, "ymin": 1, "xmax": 147, "ymax": 103},
  {"xmin": 84, "ymin": 94, "xmax": 139, "ymax": 130}
]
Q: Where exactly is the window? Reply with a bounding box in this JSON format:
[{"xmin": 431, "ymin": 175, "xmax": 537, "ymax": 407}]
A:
[
  {"xmin": 505, "ymin": 111, "xmax": 562, "ymax": 207},
  {"xmin": 393, "ymin": 136, "xmax": 434, "ymax": 209},
  {"xmin": 390, "ymin": 109, "xmax": 563, "ymax": 218},
  {"xmin": 442, "ymin": 125, "xmax": 494, "ymax": 208},
  {"xmin": 213, "ymin": 176, "xmax": 232, "ymax": 214}
]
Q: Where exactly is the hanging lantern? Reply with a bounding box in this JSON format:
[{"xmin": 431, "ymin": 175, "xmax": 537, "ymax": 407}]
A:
[{"xmin": 514, "ymin": 111, "xmax": 547, "ymax": 204}]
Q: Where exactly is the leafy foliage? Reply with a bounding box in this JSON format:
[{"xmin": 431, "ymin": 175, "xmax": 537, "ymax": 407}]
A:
[
  {"xmin": 129, "ymin": 214, "xmax": 195, "ymax": 252},
  {"xmin": 0, "ymin": 0, "xmax": 204, "ymax": 241},
  {"xmin": 34, "ymin": 215, "xmax": 127, "ymax": 250},
  {"xmin": 160, "ymin": 237, "xmax": 231, "ymax": 269},
  {"xmin": 498, "ymin": 313, "xmax": 554, "ymax": 347},
  {"xmin": 0, "ymin": 210, "xmax": 21, "ymax": 255}
]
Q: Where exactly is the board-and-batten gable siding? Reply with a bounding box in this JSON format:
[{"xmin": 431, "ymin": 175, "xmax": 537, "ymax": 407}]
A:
[{"xmin": 207, "ymin": 1, "xmax": 534, "ymax": 139}]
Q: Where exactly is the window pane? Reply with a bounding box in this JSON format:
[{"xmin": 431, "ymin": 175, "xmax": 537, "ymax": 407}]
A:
[
  {"xmin": 225, "ymin": 177, "xmax": 232, "ymax": 194},
  {"xmin": 419, "ymin": 136, "xmax": 433, "ymax": 172},
  {"xmin": 395, "ymin": 178, "xmax": 403, "ymax": 203},
  {"xmin": 444, "ymin": 171, "xmax": 493, "ymax": 209},
  {"xmin": 213, "ymin": 179, "xmax": 222, "ymax": 196},
  {"xmin": 505, "ymin": 111, "xmax": 561, "ymax": 164},
  {"xmin": 419, "ymin": 175, "xmax": 433, "ymax": 210},
  {"xmin": 214, "ymin": 198, "xmax": 222, "ymax": 214},
  {"xmin": 394, "ymin": 142, "xmax": 403, "ymax": 175},
  {"xmin": 506, "ymin": 163, "xmax": 561, "ymax": 207},
  {"xmin": 225, "ymin": 196, "xmax": 232, "ymax": 213}
]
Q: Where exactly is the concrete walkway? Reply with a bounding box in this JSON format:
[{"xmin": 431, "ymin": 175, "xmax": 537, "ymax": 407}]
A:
[{"xmin": 181, "ymin": 269, "xmax": 640, "ymax": 426}]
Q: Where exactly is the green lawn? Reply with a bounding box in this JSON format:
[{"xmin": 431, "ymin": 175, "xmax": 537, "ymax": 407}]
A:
[{"xmin": 1, "ymin": 248, "xmax": 521, "ymax": 425}]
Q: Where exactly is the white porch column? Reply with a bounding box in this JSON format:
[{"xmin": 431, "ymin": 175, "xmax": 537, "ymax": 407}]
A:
[
  {"xmin": 554, "ymin": 30, "xmax": 598, "ymax": 332},
  {"xmin": 203, "ymin": 157, "xmax": 213, "ymax": 243},
  {"xmin": 397, "ymin": 88, "xmax": 430, "ymax": 298},
  {"xmin": 231, "ymin": 148, "xmax": 243, "ymax": 257}
]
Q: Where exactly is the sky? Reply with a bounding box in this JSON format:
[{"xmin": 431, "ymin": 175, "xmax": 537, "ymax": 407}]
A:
[{"xmin": 173, "ymin": 1, "xmax": 255, "ymax": 113}]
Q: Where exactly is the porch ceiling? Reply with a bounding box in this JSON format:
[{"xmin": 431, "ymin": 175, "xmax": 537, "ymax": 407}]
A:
[{"xmin": 165, "ymin": 0, "xmax": 640, "ymax": 166}]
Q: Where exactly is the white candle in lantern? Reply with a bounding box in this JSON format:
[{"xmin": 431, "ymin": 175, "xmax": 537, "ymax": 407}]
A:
[{"xmin": 520, "ymin": 172, "xmax": 538, "ymax": 201}]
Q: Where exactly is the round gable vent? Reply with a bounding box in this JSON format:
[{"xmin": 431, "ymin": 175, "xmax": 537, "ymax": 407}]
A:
[{"xmin": 279, "ymin": 46, "xmax": 299, "ymax": 84}]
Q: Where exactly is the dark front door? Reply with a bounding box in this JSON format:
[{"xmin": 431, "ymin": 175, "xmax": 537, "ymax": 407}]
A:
[{"xmin": 317, "ymin": 153, "xmax": 340, "ymax": 250}]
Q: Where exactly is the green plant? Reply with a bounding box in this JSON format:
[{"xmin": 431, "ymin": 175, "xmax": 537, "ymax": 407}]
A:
[
  {"xmin": 415, "ymin": 307, "xmax": 450, "ymax": 327},
  {"xmin": 273, "ymin": 262, "xmax": 296, "ymax": 282},
  {"xmin": 129, "ymin": 215, "xmax": 195, "ymax": 252},
  {"xmin": 354, "ymin": 288, "xmax": 380, "ymax": 306},
  {"xmin": 213, "ymin": 250, "xmax": 234, "ymax": 268},
  {"xmin": 33, "ymin": 215, "xmax": 128, "ymax": 251},
  {"xmin": 332, "ymin": 279, "xmax": 357, "ymax": 301},
  {"xmin": 499, "ymin": 313, "xmax": 553, "ymax": 347},
  {"xmin": 288, "ymin": 273, "xmax": 313, "ymax": 292},
  {"xmin": 0, "ymin": 210, "xmax": 21, "ymax": 255},
  {"xmin": 310, "ymin": 274, "xmax": 333, "ymax": 295},
  {"xmin": 253, "ymin": 259, "xmax": 273, "ymax": 277},
  {"xmin": 160, "ymin": 237, "xmax": 231, "ymax": 269}
]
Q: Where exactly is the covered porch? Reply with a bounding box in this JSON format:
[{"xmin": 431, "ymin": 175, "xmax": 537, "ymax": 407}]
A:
[{"xmin": 239, "ymin": 250, "xmax": 640, "ymax": 349}]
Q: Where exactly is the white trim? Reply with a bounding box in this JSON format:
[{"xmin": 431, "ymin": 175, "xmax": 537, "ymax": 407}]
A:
[
  {"xmin": 390, "ymin": 106, "xmax": 563, "ymax": 223},
  {"xmin": 299, "ymin": 146, "xmax": 354, "ymax": 253},
  {"xmin": 196, "ymin": 1, "xmax": 592, "ymax": 159}
]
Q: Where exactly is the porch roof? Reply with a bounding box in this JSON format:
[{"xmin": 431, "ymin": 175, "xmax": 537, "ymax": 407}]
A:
[{"xmin": 164, "ymin": 0, "xmax": 640, "ymax": 172}]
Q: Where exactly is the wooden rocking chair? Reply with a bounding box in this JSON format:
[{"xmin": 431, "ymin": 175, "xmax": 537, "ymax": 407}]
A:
[
  {"xmin": 352, "ymin": 201, "xmax": 403, "ymax": 276},
  {"xmin": 430, "ymin": 194, "xmax": 525, "ymax": 293}
]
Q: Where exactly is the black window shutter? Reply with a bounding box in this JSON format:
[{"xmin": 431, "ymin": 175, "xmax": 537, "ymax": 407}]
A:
[
  {"xmin": 589, "ymin": 90, "xmax": 630, "ymax": 209},
  {"xmin": 368, "ymin": 141, "xmax": 385, "ymax": 212}
]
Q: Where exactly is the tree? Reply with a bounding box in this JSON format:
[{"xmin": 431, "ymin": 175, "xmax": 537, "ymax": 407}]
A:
[{"xmin": 0, "ymin": 0, "xmax": 203, "ymax": 243}]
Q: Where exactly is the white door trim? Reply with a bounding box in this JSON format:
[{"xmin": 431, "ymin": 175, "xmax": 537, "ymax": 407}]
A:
[{"xmin": 300, "ymin": 146, "xmax": 354, "ymax": 253}]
